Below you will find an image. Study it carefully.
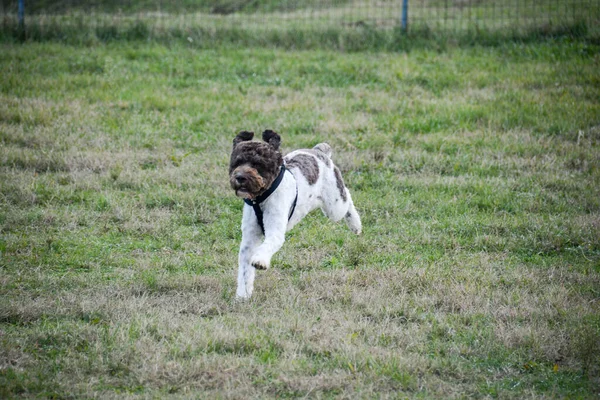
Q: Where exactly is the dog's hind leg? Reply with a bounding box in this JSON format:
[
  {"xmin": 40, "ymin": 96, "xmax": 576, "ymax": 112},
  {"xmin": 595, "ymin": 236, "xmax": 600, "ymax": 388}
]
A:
[
  {"xmin": 321, "ymin": 167, "xmax": 362, "ymax": 235},
  {"xmin": 344, "ymin": 197, "xmax": 362, "ymax": 235},
  {"xmin": 320, "ymin": 191, "xmax": 362, "ymax": 235}
]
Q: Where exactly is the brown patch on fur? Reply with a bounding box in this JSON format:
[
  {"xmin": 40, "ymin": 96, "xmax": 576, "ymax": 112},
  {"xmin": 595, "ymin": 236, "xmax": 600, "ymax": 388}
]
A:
[
  {"xmin": 286, "ymin": 154, "xmax": 319, "ymax": 185},
  {"xmin": 334, "ymin": 166, "xmax": 348, "ymax": 202},
  {"xmin": 313, "ymin": 143, "xmax": 332, "ymax": 156},
  {"xmin": 306, "ymin": 149, "xmax": 331, "ymax": 167}
]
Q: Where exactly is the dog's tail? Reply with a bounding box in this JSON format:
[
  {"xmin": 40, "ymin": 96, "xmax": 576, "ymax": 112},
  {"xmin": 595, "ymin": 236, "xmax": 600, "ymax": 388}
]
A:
[{"xmin": 313, "ymin": 143, "xmax": 332, "ymax": 158}]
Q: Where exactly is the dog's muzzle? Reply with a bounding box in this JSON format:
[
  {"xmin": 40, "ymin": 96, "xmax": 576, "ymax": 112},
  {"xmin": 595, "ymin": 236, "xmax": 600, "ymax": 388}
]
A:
[{"xmin": 230, "ymin": 166, "xmax": 264, "ymax": 199}]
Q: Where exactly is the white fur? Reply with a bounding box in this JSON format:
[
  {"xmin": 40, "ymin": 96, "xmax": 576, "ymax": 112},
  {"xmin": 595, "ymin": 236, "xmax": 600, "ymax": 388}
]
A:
[{"xmin": 235, "ymin": 146, "xmax": 361, "ymax": 299}]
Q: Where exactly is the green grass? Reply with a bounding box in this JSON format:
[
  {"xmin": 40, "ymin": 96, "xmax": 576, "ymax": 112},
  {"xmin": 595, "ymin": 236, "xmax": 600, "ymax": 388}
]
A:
[
  {"xmin": 1, "ymin": 39, "xmax": 599, "ymax": 398},
  {"xmin": 4, "ymin": 0, "xmax": 351, "ymax": 15},
  {"xmin": 2, "ymin": 0, "xmax": 599, "ymax": 50}
]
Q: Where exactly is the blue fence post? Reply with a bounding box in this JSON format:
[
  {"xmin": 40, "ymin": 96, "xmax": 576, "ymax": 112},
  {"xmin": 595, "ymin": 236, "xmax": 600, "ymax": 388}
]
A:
[
  {"xmin": 401, "ymin": 0, "xmax": 408, "ymax": 31},
  {"xmin": 18, "ymin": 0, "xmax": 25, "ymax": 35}
]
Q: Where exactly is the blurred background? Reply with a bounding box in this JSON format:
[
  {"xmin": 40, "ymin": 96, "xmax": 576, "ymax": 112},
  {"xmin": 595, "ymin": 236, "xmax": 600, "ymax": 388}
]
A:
[{"xmin": 2, "ymin": 0, "xmax": 599, "ymax": 47}]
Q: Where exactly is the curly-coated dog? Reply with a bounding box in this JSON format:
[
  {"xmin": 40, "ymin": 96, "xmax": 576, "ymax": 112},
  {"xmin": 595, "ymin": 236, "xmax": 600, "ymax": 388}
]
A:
[{"xmin": 229, "ymin": 130, "xmax": 361, "ymax": 299}]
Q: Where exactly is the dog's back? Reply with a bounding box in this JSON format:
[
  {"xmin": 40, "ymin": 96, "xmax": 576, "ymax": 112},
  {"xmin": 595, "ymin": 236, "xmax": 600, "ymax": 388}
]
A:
[{"xmin": 284, "ymin": 144, "xmax": 361, "ymax": 235}]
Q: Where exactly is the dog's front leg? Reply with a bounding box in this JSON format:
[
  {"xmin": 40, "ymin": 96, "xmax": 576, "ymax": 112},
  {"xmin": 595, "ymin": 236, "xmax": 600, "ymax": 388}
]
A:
[
  {"xmin": 250, "ymin": 211, "xmax": 287, "ymax": 271},
  {"xmin": 236, "ymin": 209, "xmax": 262, "ymax": 299}
]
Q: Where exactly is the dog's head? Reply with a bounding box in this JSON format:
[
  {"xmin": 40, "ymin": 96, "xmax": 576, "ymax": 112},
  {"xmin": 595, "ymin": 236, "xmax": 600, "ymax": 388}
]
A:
[{"xmin": 229, "ymin": 130, "xmax": 283, "ymax": 200}]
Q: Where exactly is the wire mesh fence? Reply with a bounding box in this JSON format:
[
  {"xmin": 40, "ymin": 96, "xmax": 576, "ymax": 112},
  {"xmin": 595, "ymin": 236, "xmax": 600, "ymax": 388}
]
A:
[{"xmin": 2, "ymin": 0, "xmax": 599, "ymax": 43}]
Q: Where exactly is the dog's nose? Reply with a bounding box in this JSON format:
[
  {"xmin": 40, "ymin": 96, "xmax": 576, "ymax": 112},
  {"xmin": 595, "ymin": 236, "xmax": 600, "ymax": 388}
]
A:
[{"xmin": 235, "ymin": 174, "xmax": 247, "ymax": 184}]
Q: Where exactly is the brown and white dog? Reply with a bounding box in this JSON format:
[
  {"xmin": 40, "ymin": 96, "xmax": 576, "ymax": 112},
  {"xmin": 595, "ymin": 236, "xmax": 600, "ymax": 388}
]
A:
[{"xmin": 229, "ymin": 130, "xmax": 361, "ymax": 299}]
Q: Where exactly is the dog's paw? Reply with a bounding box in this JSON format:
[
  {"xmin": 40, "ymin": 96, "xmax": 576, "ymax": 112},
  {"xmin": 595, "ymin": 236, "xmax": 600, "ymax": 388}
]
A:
[
  {"xmin": 236, "ymin": 287, "xmax": 252, "ymax": 300},
  {"xmin": 250, "ymin": 254, "xmax": 270, "ymax": 270},
  {"xmin": 235, "ymin": 293, "xmax": 251, "ymax": 301}
]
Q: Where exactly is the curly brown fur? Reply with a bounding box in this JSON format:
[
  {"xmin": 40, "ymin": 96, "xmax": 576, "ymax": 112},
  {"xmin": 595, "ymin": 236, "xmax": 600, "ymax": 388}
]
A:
[
  {"xmin": 262, "ymin": 129, "xmax": 281, "ymax": 150},
  {"xmin": 229, "ymin": 130, "xmax": 283, "ymax": 199}
]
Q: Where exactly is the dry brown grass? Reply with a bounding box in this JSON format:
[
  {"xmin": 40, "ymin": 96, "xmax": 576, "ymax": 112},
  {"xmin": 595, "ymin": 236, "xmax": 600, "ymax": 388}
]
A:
[{"xmin": 1, "ymin": 41, "xmax": 599, "ymax": 398}]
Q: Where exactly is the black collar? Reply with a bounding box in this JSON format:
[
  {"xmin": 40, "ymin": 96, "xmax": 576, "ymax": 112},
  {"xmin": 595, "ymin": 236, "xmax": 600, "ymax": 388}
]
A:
[
  {"xmin": 243, "ymin": 165, "xmax": 298, "ymax": 235},
  {"xmin": 244, "ymin": 164, "xmax": 287, "ymax": 207}
]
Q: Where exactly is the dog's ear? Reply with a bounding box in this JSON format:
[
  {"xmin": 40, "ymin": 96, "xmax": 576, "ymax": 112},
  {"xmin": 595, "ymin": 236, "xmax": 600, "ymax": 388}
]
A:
[
  {"xmin": 233, "ymin": 131, "xmax": 254, "ymax": 148},
  {"xmin": 262, "ymin": 130, "xmax": 281, "ymax": 150}
]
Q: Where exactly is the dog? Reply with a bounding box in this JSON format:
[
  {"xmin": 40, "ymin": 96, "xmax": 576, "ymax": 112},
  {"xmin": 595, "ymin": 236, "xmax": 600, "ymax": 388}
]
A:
[{"xmin": 229, "ymin": 130, "xmax": 362, "ymax": 299}]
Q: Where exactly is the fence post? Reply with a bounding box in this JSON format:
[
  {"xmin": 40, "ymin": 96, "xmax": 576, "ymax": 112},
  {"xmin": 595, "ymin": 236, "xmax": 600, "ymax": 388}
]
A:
[
  {"xmin": 401, "ymin": 0, "xmax": 408, "ymax": 31},
  {"xmin": 18, "ymin": 0, "xmax": 25, "ymax": 38}
]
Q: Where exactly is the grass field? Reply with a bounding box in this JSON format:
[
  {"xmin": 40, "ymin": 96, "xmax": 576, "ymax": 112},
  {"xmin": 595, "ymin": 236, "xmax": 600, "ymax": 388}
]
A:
[
  {"xmin": 1, "ymin": 37, "xmax": 599, "ymax": 398},
  {"xmin": 3, "ymin": 0, "xmax": 599, "ymax": 49}
]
